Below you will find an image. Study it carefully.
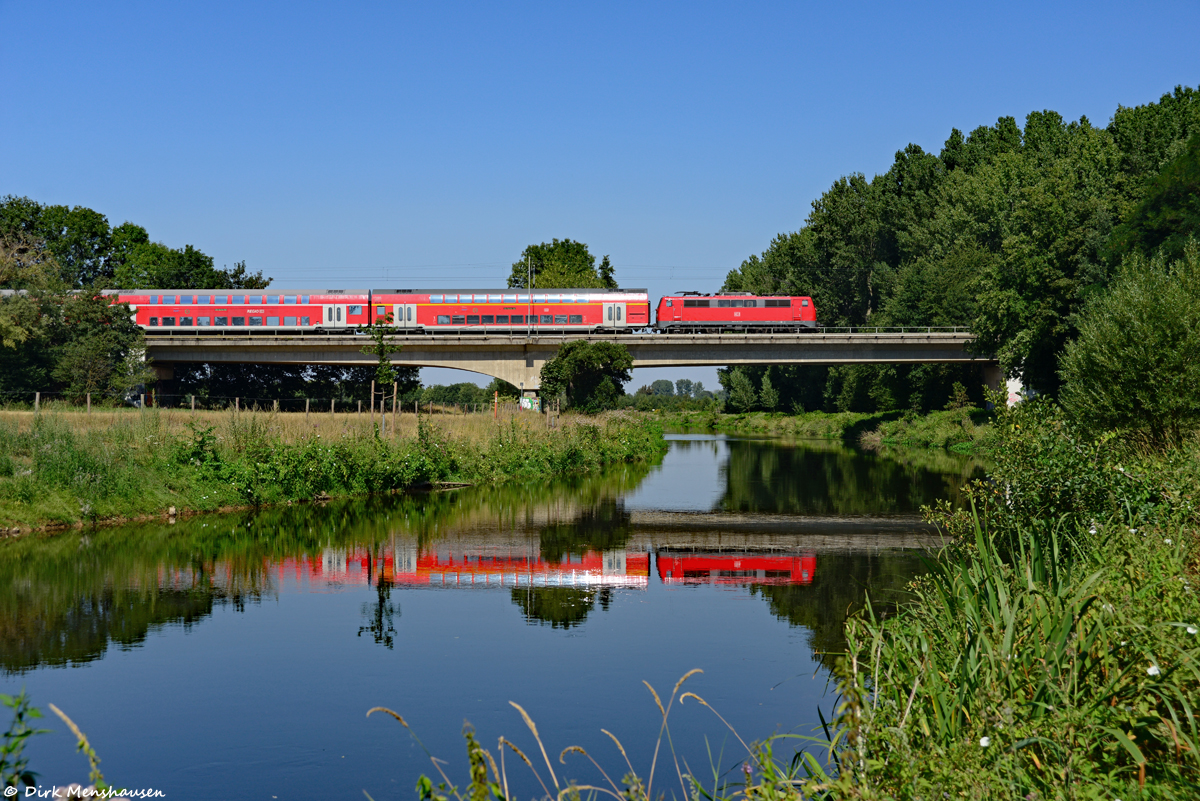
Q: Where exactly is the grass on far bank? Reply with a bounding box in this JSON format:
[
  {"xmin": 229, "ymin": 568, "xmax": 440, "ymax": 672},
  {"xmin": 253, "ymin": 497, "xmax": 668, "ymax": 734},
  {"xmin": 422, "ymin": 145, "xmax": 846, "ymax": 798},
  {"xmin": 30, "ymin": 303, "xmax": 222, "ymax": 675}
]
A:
[
  {"xmin": 0, "ymin": 406, "xmax": 666, "ymax": 530},
  {"xmin": 664, "ymin": 406, "xmax": 994, "ymax": 452}
]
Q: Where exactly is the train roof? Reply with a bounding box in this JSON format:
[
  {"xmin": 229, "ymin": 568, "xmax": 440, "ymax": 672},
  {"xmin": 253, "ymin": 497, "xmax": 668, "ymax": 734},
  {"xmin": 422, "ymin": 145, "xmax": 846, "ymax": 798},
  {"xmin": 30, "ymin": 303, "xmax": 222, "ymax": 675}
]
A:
[
  {"xmin": 370, "ymin": 287, "xmax": 649, "ymax": 293},
  {"xmin": 101, "ymin": 288, "xmax": 372, "ymax": 294}
]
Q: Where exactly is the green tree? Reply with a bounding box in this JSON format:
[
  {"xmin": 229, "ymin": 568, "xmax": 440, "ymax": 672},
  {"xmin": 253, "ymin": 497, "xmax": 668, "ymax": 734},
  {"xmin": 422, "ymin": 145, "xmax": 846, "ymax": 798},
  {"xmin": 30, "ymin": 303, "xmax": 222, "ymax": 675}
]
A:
[
  {"xmin": 507, "ymin": 239, "xmax": 618, "ymax": 289},
  {"xmin": 1059, "ymin": 241, "xmax": 1200, "ymax": 446},
  {"xmin": 539, "ymin": 340, "xmax": 632, "ymax": 413},
  {"xmin": 674, "ymin": 378, "xmax": 694, "ymax": 398},
  {"xmin": 760, "ymin": 371, "xmax": 779, "ymax": 410},
  {"xmin": 650, "ymin": 379, "xmax": 674, "ymax": 396},
  {"xmin": 722, "ymin": 367, "xmax": 757, "ymax": 412},
  {"xmin": 1107, "ymin": 133, "xmax": 1200, "ymax": 263}
]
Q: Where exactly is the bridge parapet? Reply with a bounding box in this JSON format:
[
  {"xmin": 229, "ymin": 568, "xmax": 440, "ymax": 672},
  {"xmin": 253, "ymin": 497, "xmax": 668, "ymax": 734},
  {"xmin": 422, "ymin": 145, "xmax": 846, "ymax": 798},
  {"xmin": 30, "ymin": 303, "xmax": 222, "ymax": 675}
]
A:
[{"xmin": 143, "ymin": 330, "xmax": 989, "ymax": 391}]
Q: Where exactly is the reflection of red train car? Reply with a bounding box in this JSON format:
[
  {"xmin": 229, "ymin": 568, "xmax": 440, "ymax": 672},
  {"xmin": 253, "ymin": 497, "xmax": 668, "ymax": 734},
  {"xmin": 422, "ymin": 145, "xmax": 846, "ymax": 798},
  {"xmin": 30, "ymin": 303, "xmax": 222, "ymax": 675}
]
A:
[
  {"xmin": 656, "ymin": 552, "xmax": 816, "ymax": 585},
  {"xmin": 270, "ymin": 547, "xmax": 651, "ymax": 590},
  {"xmin": 655, "ymin": 293, "xmax": 817, "ymax": 332}
]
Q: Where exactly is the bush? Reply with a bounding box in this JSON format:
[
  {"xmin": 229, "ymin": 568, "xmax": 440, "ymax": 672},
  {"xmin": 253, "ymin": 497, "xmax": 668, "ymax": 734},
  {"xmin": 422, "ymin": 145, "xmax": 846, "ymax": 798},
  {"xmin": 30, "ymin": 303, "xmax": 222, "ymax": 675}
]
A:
[{"xmin": 1060, "ymin": 241, "xmax": 1200, "ymax": 446}]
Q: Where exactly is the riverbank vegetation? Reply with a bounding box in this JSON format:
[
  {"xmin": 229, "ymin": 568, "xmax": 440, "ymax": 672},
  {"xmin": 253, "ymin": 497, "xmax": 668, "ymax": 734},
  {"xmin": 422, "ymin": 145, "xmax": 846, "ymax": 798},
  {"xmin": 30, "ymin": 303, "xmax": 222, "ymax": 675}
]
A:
[{"xmin": 0, "ymin": 407, "xmax": 665, "ymax": 530}]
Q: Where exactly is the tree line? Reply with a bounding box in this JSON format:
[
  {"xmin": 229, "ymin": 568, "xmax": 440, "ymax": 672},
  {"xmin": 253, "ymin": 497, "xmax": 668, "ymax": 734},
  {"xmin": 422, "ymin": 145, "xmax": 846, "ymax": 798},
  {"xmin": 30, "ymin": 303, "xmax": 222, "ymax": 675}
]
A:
[{"xmin": 717, "ymin": 85, "xmax": 1200, "ymax": 415}]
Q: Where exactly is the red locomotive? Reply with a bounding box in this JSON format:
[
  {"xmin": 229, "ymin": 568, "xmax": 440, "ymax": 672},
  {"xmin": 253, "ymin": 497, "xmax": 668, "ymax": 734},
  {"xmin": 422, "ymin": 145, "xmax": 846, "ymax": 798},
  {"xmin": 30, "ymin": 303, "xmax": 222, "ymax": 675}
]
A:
[
  {"xmin": 656, "ymin": 552, "xmax": 816, "ymax": 585},
  {"xmin": 654, "ymin": 292, "xmax": 816, "ymax": 332}
]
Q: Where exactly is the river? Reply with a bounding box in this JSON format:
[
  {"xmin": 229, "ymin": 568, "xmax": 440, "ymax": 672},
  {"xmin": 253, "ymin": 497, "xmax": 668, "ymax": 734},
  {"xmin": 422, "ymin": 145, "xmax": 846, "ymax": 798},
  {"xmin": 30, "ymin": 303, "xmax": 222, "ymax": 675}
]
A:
[{"xmin": 0, "ymin": 434, "xmax": 983, "ymax": 799}]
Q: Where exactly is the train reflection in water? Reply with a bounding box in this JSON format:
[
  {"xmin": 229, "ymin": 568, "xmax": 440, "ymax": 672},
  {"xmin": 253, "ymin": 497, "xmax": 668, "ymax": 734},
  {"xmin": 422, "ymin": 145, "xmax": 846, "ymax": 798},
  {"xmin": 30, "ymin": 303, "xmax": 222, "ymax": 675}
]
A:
[{"xmin": 275, "ymin": 545, "xmax": 817, "ymax": 590}]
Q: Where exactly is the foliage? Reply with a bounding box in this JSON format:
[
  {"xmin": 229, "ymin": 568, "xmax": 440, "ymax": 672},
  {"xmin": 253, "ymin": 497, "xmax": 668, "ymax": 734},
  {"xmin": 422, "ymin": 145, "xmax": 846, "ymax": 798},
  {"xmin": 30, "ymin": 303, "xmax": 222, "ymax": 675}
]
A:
[
  {"xmin": 807, "ymin": 397, "xmax": 1200, "ymax": 798},
  {"xmin": 723, "ymin": 368, "xmax": 757, "ymax": 413},
  {"xmin": 361, "ymin": 315, "xmax": 401, "ymax": 389},
  {"xmin": 507, "ymin": 239, "xmax": 618, "ymax": 289},
  {"xmin": 0, "ymin": 410, "xmax": 666, "ymax": 528},
  {"xmin": 540, "ymin": 340, "xmax": 632, "ymax": 413},
  {"xmin": 1109, "ymin": 134, "xmax": 1200, "ymax": 263},
  {"xmin": 0, "ymin": 195, "xmax": 267, "ymax": 290},
  {"xmin": 1060, "ymin": 241, "xmax": 1200, "ymax": 446},
  {"xmin": 1, "ymin": 691, "xmax": 47, "ymax": 792},
  {"xmin": 722, "ymin": 85, "xmax": 1200, "ymax": 403}
]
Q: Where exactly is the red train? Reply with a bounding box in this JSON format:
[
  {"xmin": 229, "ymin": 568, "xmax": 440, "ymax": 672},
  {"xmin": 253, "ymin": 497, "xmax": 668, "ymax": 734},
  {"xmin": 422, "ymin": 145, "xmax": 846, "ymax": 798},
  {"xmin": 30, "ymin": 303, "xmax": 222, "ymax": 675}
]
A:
[
  {"xmin": 657, "ymin": 552, "xmax": 816, "ymax": 585},
  {"xmin": 102, "ymin": 288, "xmax": 816, "ymax": 333},
  {"xmin": 655, "ymin": 292, "xmax": 817, "ymax": 332}
]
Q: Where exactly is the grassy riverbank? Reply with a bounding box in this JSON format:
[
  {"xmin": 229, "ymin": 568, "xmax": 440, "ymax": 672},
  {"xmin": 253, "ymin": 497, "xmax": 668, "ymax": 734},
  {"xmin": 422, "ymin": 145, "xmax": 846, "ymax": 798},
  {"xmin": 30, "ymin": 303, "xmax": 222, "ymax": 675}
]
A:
[
  {"xmin": 0, "ymin": 407, "xmax": 666, "ymax": 530},
  {"xmin": 665, "ymin": 407, "xmax": 994, "ymax": 452}
]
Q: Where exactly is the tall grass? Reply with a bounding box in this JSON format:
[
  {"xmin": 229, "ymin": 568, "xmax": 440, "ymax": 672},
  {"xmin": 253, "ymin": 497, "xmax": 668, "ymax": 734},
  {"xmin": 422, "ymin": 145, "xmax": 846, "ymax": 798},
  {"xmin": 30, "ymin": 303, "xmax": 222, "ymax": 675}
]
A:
[{"xmin": 0, "ymin": 409, "xmax": 667, "ymax": 528}]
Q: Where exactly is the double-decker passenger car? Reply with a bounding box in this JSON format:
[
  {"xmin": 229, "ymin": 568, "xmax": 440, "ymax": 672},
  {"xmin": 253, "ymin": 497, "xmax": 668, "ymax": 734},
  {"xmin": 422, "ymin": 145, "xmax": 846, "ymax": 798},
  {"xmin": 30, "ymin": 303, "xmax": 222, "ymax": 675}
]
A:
[
  {"xmin": 656, "ymin": 552, "xmax": 816, "ymax": 585},
  {"xmin": 109, "ymin": 287, "xmax": 651, "ymax": 333},
  {"xmin": 369, "ymin": 288, "xmax": 650, "ymax": 332},
  {"xmin": 655, "ymin": 292, "xmax": 817, "ymax": 331},
  {"xmin": 105, "ymin": 289, "xmax": 372, "ymax": 331}
]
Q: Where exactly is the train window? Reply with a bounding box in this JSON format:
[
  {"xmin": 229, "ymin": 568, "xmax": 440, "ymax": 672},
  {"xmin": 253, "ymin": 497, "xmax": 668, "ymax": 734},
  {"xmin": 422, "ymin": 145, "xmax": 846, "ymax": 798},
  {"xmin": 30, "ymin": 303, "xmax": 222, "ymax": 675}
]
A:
[
  {"xmin": 716, "ymin": 299, "xmax": 729, "ymax": 307},
  {"xmin": 607, "ymin": 307, "xmax": 613, "ymax": 320},
  {"xmin": 466, "ymin": 315, "xmax": 480, "ymax": 324},
  {"xmin": 267, "ymin": 316, "xmax": 280, "ymax": 326},
  {"xmin": 198, "ymin": 296, "xmax": 210, "ymax": 304},
  {"xmin": 214, "ymin": 296, "xmax": 227, "ymax": 304},
  {"xmin": 472, "ymin": 294, "xmax": 485, "ymax": 303},
  {"xmin": 348, "ymin": 305, "xmax": 363, "ymax": 315},
  {"xmin": 232, "ymin": 296, "xmax": 244, "ymax": 304},
  {"xmin": 540, "ymin": 314, "xmax": 553, "ymax": 324},
  {"xmin": 148, "ymin": 317, "xmax": 158, "ymax": 326},
  {"xmin": 430, "ymin": 295, "xmax": 444, "ymax": 303},
  {"xmin": 765, "ymin": 299, "xmax": 788, "ymax": 307},
  {"xmin": 510, "ymin": 314, "xmax": 524, "ymax": 324},
  {"xmin": 162, "ymin": 295, "xmax": 174, "ymax": 304},
  {"xmin": 451, "ymin": 315, "xmax": 466, "ymax": 324},
  {"xmin": 180, "ymin": 296, "xmax": 193, "ymax": 304},
  {"xmin": 665, "ymin": 299, "xmax": 673, "ymax": 307},
  {"xmin": 503, "ymin": 294, "xmax": 516, "ymax": 303},
  {"xmin": 232, "ymin": 316, "xmax": 245, "ymax": 326},
  {"xmin": 280, "ymin": 316, "xmax": 294, "ymax": 325},
  {"xmin": 147, "ymin": 296, "xmax": 158, "ymax": 304},
  {"xmin": 300, "ymin": 316, "xmax": 311, "ymax": 325},
  {"xmin": 249, "ymin": 316, "xmax": 263, "ymax": 326},
  {"xmin": 481, "ymin": 315, "xmax": 494, "ymax": 324},
  {"xmin": 336, "ymin": 308, "xmax": 342, "ymax": 322},
  {"xmin": 198, "ymin": 317, "xmax": 210, "ymax": 326},
  {"xmin": 162, "ymin": 317, "xmax": 176, "ymax": 326},
  {"xmin": 554, "ymin": 314, "xmax": 567, "ymax": 324},
  {"xmin": 407, "ymin": 307, "xmax": 413, "ymax": 321},
  {"xmin": 801, "ymin": 299, "xmax": 809, "ymax": 306},
  {"xmin": 569, "ymin": 314, "xmax": 583, "ymax": 324},
  {"xmin": 437, "ymin": 315, "xmax": 451, "ymax": 324},
  {"xmin": 533, "ymin": 294, "xmax": 547, "ymax": 303},
  {"xmin": 684, "ymin": 299, "xmax": 710, "ymax": 307},
  {"xmin": 443, "ymin": 294, "xmax": 456, "ymax": 303},
  {"xmin": 215, "ymin": 316, "xmax": 228, "ymax": 326},
  {"xmin": 496, "ymin": 315, "xmax": 509, "ymax": 324},
  {"xmin": 267, "ymin": 296, "xmax": 279, "ymax": 304},
  {"xmin": 284, "ymin": 296, "xmax": 296, "ymax": 304},
  {"xmin": 247, "ymin": 296, "xmax": 262, "ymax": 304},
  {"xmin": 376, "ymin": 305, "xmax": 387, "ymax": 315},
  {"xmin": 179, "ymin": 316, "xmax": 193, "ymax": 326},
  {"xmin": 488, "ymin": 294, "xmax": 502, "ymax": 303},
  {"xmin": 301, "ymin": 295, "xmax": 309, "ymax": 304},
  {"xmin": 616, "ymin": 307, "xmax": 622, "ymax": 320},
  {"xmin": 517, "ymin": 294, "xmax": 530, "ymax": 303}
]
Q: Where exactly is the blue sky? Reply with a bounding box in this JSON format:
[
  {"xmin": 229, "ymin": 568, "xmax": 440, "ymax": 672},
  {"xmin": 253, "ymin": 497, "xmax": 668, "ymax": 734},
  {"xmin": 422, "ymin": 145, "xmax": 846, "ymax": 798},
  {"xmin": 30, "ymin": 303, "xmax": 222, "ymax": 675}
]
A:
[{"xmin": 3, "ymin": 1, "xmax": 1197, "ymax": 388}]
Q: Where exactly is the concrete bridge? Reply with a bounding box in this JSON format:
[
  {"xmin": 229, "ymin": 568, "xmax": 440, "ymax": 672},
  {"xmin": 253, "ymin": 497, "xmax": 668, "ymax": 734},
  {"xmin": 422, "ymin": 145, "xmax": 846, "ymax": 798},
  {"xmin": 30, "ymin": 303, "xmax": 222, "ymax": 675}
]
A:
[{"xmin": 144, "ymin": 328, "xmax": 996, "ymax": 393}]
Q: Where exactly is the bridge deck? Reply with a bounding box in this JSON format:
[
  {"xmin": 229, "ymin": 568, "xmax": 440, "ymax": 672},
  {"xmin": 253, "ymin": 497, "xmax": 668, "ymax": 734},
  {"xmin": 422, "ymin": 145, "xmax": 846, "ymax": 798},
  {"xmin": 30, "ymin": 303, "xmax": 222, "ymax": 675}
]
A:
[{"xmin": 144, "ymin": 330, "xmax": 989, "ymax": 390}]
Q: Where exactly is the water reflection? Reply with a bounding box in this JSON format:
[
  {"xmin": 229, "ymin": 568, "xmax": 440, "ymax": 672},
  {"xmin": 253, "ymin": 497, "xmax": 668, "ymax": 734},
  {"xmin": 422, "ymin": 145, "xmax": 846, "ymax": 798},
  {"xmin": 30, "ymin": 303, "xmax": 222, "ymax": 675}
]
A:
[{"xmin": 0, "ymin": 436, "xmax": 976, "ymax": 674}]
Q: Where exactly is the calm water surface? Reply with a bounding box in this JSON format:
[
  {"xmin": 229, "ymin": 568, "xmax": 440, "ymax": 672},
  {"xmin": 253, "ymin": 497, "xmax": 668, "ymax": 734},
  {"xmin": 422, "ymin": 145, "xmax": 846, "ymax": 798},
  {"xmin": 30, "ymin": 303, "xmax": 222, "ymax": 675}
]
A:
[{"xmin": 1, "ymin": 435, "xmax": 982, "ymax": 799}]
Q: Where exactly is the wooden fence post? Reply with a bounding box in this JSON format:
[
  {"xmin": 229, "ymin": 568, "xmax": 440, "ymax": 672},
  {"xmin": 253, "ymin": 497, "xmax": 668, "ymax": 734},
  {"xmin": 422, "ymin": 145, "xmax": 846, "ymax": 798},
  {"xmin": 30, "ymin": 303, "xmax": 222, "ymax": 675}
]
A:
[
  {"xmin": 87, "ymin": 393, "xmax": 91, "ymax": 414},
  {"xmin": 191, "ymin": 394, "xmax": 195, "ymax": 412},
  {"xmin": 35, "ymin": 391, "xmax": 40, "ymax": 414},
  {"xmin": 235, "ymin": 397, "xmax": 239, "ymax": 412},
  {"xmin": 392, "ymin": 382, "xmax": 397, "ymax": 432},
  {"xmin": 306, "ymin": 398, "xmax": 310, "ymax": 422},
  {"xmin": 358, "ymin": 400, "xmax": 362, "ymax": 417},
  {"xmin": 331, "ymin": 398, "xmax": 335, "ymax": 416},
  {"xmin": 273, "ymin": 399, "xmax": 279, "ymax": 413}
]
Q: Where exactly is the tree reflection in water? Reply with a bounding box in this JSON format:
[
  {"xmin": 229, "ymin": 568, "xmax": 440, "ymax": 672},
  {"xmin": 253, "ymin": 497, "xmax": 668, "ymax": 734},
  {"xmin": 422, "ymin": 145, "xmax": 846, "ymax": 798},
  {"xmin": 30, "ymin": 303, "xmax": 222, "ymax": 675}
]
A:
[{"xmin": 511, "ymin": 586, "xmax": 613, "ymax": 629}]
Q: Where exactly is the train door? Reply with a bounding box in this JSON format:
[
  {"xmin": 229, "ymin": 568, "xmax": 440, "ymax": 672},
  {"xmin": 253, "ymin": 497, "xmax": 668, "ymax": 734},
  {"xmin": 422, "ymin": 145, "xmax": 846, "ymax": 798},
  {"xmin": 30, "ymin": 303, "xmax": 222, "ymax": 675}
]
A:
[
  {"xmin": 323, "ymin": 304, "xmax": 348, "ymax": 328},
  {"xmin": 603, "ymin": 302, "xmax": 627, "ymax": 329},
  {"xmin": 394, "ymin": 304, "xmax": 417, "ymax": 330}
]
